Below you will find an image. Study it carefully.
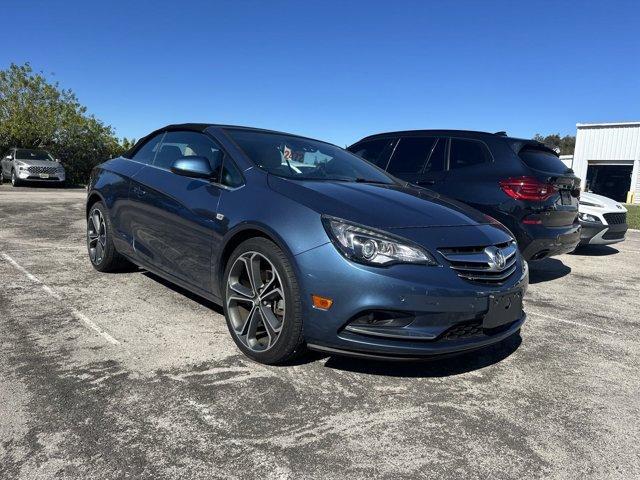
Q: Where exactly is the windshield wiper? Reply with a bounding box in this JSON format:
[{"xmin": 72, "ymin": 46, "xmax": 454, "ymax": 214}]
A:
[{"xmin": 353, "ymin": 178, "xmax": 393, "ymax": 185}]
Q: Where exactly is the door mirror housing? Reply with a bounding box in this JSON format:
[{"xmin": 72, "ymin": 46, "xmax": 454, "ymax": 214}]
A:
[
  {"xmin": 170, "ymin": 156, "xmax": 218, "ymax": 181},
  {"xmin": 5, "ymin": 155, "xmax": 11, "ymax": 160}
]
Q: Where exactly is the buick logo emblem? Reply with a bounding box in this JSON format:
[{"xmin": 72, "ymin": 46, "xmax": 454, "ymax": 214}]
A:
[{"xmin": 484, "ymin": 246, "xmax": 507, "ymax": 271}]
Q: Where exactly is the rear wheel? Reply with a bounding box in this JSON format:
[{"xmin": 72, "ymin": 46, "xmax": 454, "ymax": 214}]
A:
[
  {"xmin": 223, "ymin": 238, "xmax": 305, "ymax": 365},
  {"xmin": 87, "ymin": 201, "xmax": 131, "ymax": 272}
]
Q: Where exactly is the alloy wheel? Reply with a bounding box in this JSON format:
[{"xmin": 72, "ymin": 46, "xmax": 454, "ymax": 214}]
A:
[
  {"xmin": 87, "ymin": 208, "xmax": 107, "ymax": 265},
  {"xmin": 226, "ymin": 251, "xmax": 286, "ymax": 352}
]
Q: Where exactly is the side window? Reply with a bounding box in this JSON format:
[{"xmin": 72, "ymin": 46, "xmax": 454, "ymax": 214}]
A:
[
  {"xmin": 449, "ymin": 138, "xmax": 492, "ymax": 170},
  {"xmin": 424, "ymin": 138, "xmax": 446, "ymax": 173},
  {"xmin": 131, "ymin": 134, "xmax": 164, "ymax": 165},
  {"xmin": 387, "ymin": 137, "xmax": 436, "ymax": 174},
  {"xmin": 220, "ymin": 156, "xmax": 244, "ymax": 188},
  {"xmin": 156, "ymin": 131, "xmax": 223, "ymax": 172},
  {"xmin": 349, "ymin": 138, "xmax": 396, "ymax": 169}
]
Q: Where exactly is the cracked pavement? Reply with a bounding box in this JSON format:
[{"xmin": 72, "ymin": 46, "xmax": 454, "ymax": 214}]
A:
[{"xmin": 1, "ymin": 186, "xmax": 639, "ymax": 479}]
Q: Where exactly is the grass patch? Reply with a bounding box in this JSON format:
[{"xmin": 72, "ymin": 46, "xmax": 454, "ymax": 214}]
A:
[{"xmin": 626, "ymin": 204, "xmax": 640, "ymax": 230}]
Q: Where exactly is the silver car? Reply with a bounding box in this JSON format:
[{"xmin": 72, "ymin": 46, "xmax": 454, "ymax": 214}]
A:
[{"xmin": 1, "ymin": 148, "xmax": 66, "ymax": 186}]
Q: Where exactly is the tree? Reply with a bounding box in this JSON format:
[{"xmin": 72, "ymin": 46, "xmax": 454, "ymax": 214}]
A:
[
  {"xmin": 0, "ymin": 63, "xmax": 130, "ymax": 185},
  {"xmin": 533, "ymin": 133, "xmax": 576, "ymax": 155}
]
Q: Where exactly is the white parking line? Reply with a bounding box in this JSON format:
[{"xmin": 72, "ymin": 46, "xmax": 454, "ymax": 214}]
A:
[
  {"xmin": 2, "ymin": 246, "xmax": 81, "ymax": 253},
  {"xmin": 70, "ymin": 310, "xmax": 120, "ymax": 345},
  {"xmin": 528, "ymin": 311, "xmax": 621, "ymax": 335},
  {"xmin": 1, "ymin": 253, "xmax": 120, "ymax": 346}
]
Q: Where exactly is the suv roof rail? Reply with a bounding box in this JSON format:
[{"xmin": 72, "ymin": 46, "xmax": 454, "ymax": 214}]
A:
[{"xmin": 494, "ymin": 131, "xmax": 508, "ymax": 136}]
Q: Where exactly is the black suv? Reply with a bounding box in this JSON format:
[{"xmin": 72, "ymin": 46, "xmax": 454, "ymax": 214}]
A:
[{"xmin": 348, "ymin": 130, "xmax": 580, "ymax": 261}]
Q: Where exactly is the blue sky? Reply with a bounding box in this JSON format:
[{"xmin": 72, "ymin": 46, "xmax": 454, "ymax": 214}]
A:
[{"xmin": 3, "ymin": 0, "xmax": 639, "ymax": 146}]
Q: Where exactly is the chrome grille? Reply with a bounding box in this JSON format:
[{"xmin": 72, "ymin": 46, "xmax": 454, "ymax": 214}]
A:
[
  {"xmin": 438, "ymin": 241, "xmax": 518, "ymax": 284},
  {"xmin": 603, "ymin": 212, "xmax": 626, "ymax": 225},
  {"xmin": 27, "ymin": 165, "xmax": 58, "ymax": 175}
]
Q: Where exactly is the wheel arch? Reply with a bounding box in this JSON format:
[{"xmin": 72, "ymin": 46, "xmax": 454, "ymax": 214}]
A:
[
  {"xmin": 214, "ymin": 223, "xmax": 300, "ymax": 298},
  {"xmin": 86, "ymin": 190, "xmax": 106, "ymax": 218}
]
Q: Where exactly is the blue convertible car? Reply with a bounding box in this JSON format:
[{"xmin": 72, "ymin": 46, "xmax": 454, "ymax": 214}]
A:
[{"xmin": 86, "ymin": 124, "xmax": 528, "ymax": 364}]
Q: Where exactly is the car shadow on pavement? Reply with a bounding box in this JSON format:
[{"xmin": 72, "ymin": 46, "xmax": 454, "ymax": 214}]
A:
[
  {"xmin": 570, "ymin": 245, "xmax": 619, "ymax": 256},
  {"xmin": 321, "ymin": 333, "xmax": 521, "ymax": 378},
  {"xmin": 141, "ymin": 269, "xmax": 522, "ymax": 377},
  {"xmin": 528, "ymin": 258, "xmax": 571, "ymax": 284},
  {"xmin": 142, "ymin": 271, "xmax": 225, "ymax": 314}
]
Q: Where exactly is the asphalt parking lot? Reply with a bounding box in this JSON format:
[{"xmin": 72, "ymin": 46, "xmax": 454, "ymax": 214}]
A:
[{"xmin": 1, "ymin": 186, "xmax": 639, "ymax": 480}]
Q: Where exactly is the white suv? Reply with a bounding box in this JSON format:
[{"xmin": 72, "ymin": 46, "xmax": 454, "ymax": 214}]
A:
[
  {"xmin": 1, "ymin": 148, "xmax": 66, "ymax": 187},
  {"xmin": 578, "ymin": 192, "xmax": 628, "ymax": 245}
]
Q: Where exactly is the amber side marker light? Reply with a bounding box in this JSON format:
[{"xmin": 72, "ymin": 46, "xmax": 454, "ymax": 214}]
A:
[{"xmin": 312, "ymin": 295, "xmax": 333, "ymax": 310}]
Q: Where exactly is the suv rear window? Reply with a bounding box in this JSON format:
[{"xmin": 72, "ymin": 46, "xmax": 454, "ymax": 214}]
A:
[
  {"xmin": 449, "ymin": 138, "xmax": 492, "ymax": 169},
  {"xmin": 518, "ymin": 147, "xmax": 569, "ymax": 174}
]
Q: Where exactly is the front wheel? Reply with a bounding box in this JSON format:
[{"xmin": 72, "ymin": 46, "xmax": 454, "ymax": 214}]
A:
[
  {"xmin": 11, "ymin": 169, "xmax": 21, "ymax": 187},
  {"xmin": 223, "ymin": 238, "xmax": 305, "ymax": 365}
]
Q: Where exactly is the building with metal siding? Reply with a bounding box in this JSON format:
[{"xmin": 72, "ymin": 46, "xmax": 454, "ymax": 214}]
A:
[
  {"xmin": 573, "ymin": 122, "xmax": 640, "ymax": 203},
  {"xmin": 559, "ymin": 155, "xmax": 573, "ymax": 169}
]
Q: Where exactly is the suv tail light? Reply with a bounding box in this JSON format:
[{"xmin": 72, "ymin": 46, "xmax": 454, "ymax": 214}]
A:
[{"xmin": 499, "ymin": 176, "xmax": 557, "ymax": 201}]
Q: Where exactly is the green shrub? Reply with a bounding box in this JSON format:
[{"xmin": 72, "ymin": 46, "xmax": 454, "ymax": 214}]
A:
[{"xmin": 626, "ymin": 204, "xmax": 640, "ymax": 230}]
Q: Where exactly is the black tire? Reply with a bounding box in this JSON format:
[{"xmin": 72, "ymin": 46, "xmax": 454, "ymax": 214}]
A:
[
  {"xmin": 11, "ymin": 169, "xmax": 21, "ymax": 187},
  {"xmin": 222, "ymin": 237, "xmax": 306, "ymax": 365},
  {"xmin": 87, "ymin": 201, "xmax": 131, "ymax": 272}
]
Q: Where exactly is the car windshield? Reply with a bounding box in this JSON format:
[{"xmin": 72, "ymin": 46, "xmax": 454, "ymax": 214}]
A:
[
  {"xmin": 226, "ymin": 129, "xmax": 395, "ymax": 184},
  {"xmin": 16, "ymin": 149, "xmax": 54, "ymax": 161}
]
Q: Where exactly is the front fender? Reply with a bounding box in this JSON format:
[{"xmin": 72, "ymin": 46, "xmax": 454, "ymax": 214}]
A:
[{"xmin": 212, "ymin": 220, "xmax": 327, "ymax": 298}]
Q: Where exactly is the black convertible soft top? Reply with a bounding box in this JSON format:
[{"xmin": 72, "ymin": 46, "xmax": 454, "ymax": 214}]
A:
[{"xmin": 125, "ymin": 123, "xmax": 339, "ymax": 158}]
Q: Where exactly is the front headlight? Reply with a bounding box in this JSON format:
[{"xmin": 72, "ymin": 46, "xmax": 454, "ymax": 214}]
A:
[
  {"xmin": 578, "ymin": 212, "xmax": 601, "ymax": 223},
  {"xmin": 322, "ymin": 215, "xmax": 438, "ymax": 266},
  {"xmin": 14, "ymin": 160, "xmax": 26, "ymax": 169},
  {"xmin": 580, "ymin": 200, "xmax": 604, "ymax": 208}
]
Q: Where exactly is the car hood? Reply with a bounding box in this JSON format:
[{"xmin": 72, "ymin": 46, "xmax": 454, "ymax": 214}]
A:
[
  {"xmin": 580, "ymin": 192, "xmax": 626, "ymax": 212},
  {"xmin": 267, "ymin": 175, "xmax": 495, "ymax": 228},
  {"xmin": 15, "ymin": 159, "xmax": 61, "ymax": 168}
]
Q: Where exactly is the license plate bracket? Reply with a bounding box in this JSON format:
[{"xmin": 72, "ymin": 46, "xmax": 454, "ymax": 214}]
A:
[
  {"xmin": 39, "ymin": 173, "xmax": 49, "ymax": 179},
  {"xmin": 483, "ymin": 290, "xmax": 523, "ymax": 329}
]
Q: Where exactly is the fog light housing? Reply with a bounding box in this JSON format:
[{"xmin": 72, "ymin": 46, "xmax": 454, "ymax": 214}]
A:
[{"xmin": 347, "ymin": 310, "xmax": 413, "ymax": 328}]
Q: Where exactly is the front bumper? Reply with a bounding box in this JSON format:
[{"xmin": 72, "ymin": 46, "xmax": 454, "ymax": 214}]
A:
[
  {"xmin": 16, "ymin": 169, "xmax": 65, "ymax": 183},
  {"xmin": 579, "ymin": 220, "xmax": 627, "ymax": 245},
  {"xmin": 294, "ymin": 242, "xmax": 528, "ymax": 358}
]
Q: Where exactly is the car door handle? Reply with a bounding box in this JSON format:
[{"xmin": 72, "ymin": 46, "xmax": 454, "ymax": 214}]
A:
[
  {"xmin": 416, "ymin": 179, "xmax": 436, "ymax": 186},
  {"xmin": 132, "ymin": 185, "xmax": 146, "ymax": 197}
]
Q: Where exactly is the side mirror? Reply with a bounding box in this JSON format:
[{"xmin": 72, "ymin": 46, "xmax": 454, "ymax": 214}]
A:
[
  {"xmin": 4, "ymin": 155, "xmax": 11, "ymax": 160},
  {"xmin": 170, "ymin": 156, "xmax": 218, "ymax": 181}
]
